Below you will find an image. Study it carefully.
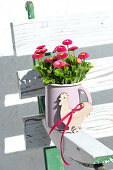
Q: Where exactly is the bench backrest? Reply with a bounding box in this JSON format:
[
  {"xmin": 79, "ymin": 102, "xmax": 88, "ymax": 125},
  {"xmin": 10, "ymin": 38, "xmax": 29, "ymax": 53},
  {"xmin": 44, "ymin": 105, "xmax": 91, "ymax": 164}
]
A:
[{"xmin": 10, "ymin": 11, "xmax": 113, "ymax": 56}]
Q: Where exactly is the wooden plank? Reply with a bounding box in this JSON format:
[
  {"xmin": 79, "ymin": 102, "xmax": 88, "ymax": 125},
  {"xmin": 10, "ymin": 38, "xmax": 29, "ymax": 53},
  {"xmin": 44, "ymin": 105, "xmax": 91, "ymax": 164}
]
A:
[
  {"xmin": 83, "ymin": 56, "xmax": 113, "ymax": 92},
  {"xmin": 17, "ymin": 69, "xmax": 45, "ymax": 98},
  {"xmin": 37, "ymin": 96, "xmax": 45, "ymax": 115},
  {"xmin": 11, "ymin": 11, "xmax": 113, "ymax": 56},
  {"xmin": 82, "ymin": 102, "xmax": 113, "ymax": 139},
  {"xmin": 10, "ymin": 23, "xmax": 17, "ymax": 56},
  {"xmin": 43, "ymin": 146, "xmax": 64, "ymax": 170},
  {"xmin": 43, "ymin": 120, "xmax": 113, "ymax": 165},
  {"xmin": 23, "ymin": 115, "xmax": 48, "ymax": 149}
]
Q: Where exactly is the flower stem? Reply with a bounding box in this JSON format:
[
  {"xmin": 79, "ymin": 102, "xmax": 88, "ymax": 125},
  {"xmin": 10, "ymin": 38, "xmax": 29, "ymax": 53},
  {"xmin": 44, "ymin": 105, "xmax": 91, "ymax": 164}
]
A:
[
  {"xmin": 40, "ymin": 58, "xmax": 43, "ymax": 64},
  {"xmin": 63, "ymin": 59, "xmax": 66, "ymax": 74},
  {"xmin": 44, "ymin": 53, "xmax": 46, "ymax": 60},
  {"xmin": 73, "ymin": 50, "xmax": 75, "ymax": 57},
  {"xmin": 67, "ymin": 45, "xmax": 71, "ymax": 58},
  {"xmin": 67, "ymin": 45, "xmax": 69, "ymax": 50}
]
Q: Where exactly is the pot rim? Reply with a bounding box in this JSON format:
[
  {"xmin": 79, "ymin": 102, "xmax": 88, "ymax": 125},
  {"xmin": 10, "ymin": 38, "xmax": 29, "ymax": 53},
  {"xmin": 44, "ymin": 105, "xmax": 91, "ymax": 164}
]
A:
[{"xmin": 47, "ymin": 81, "xmax": 83, "ymax": 87}]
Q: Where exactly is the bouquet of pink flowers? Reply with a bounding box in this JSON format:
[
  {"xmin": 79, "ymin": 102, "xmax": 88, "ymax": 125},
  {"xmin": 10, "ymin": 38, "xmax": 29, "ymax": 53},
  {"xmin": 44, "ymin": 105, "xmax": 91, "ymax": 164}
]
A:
[{"xmin": 32, "ymin": 39, "xmax": 93, "ymax": 85}]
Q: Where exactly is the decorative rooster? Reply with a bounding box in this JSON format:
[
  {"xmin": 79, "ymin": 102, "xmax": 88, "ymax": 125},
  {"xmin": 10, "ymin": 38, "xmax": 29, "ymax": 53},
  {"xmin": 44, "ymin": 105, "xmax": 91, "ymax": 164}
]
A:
[{"xmin": 59, "ymin": 92, "xmax": 93, "ymax": 133}]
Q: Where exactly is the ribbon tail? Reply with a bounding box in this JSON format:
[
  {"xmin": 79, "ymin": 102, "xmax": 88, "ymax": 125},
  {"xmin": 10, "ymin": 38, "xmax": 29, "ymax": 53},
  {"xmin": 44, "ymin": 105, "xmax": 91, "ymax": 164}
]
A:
[{"xmin": 60, "ymin": 113, "xmax": 73, "ymax": 165}]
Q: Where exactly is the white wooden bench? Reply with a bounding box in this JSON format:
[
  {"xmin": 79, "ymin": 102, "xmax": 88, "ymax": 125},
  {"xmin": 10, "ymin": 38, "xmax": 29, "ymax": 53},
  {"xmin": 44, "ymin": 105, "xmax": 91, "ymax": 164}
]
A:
[{"xmin": 11, "ymin": 11, "xmax": 113, "ymax": 169}]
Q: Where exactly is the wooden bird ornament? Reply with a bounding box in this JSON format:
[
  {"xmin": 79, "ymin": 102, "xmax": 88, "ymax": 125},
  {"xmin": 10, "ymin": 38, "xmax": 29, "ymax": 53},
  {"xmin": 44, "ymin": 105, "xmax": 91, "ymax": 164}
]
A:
[{"xmin": 59, "ymin": 92, "xmax": 93, "ymax": 133}]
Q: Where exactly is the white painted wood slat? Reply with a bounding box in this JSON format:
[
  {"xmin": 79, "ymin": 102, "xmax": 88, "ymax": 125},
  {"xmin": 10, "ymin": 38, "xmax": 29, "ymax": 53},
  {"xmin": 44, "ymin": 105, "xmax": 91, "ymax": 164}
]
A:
[
  {"xmin": 11, "ymin": 11, "xmax": 113, "ymax": 56},
  {"xmin": 82, "ymin": 103, "xmax": 113, "ymax": 139},
  {"xmin": 83, "ymin": 56, "xmax": 113, "ymax": 92}
]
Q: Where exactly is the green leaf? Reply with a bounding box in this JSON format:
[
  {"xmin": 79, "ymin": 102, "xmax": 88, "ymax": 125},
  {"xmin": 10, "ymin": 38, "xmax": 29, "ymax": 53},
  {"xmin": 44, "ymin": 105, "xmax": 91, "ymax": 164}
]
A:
[
  {"xmin": 54, "ymin": 69, "xmax": 64, "ymax": 77},
  {"xmin": 43, "ymin": 78, "xmax": 52, "ymax": 85},
  {"xmin": 72, "ymin": 65, "xmax": 76, "ymax": 71},
  {"xmin": 89, "ymin": 66, "xmax": 94, "ymax": 69},
  {"xmin": 33, "ymin": 66, "xmax": 39, "ymax": 72},
  {"xmin": 87, "ymin": 62, "xmax": 91, "ymax": 65},
  {"xmin": 76, "ymin": 70, "xmax": 80, "ymax": 77}
]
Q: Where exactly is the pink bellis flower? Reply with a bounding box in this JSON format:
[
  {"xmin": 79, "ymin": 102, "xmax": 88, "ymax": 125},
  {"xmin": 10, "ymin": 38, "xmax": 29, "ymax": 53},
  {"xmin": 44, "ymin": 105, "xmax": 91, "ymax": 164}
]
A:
[
  {"xmin": 36, "ymin": 45, "xmax": 46, "ymax": 49},
  {"xmin": 60, "ymin": 61, "xmax": 69, "ymax": 68},
  {"xmin": 78, "ymin": 52, "xmax": 90, "ymax": 59},
  {"xmin": 68, "ymin": 46, "xmax": 78, "ymax": 51},
  {"xmin": 64, "ymin": 61, "xmax": 69, "ymax": 67},
  {"xmin": 76, "ymin": 57, "xmax": 82, "ymax": 64},
  {"xmin": 35, "ymin": 48, "xmax": 48, "ymax": 54},
  {"xmin": 45, "ymin": 57, "xmax": 50, "ymax": 62},
  {"xmin": 56, "ymin": 45, "xmax": 67, "ymax": 52},
  {"xmin": 53, "ymin": 60, "xmax": 64, "ymax": 68},
  {"xmin": 53, "ymin": 45, "xmax": 61, "ymax": 53},
  {"xmin": 62, "ymin": 39, "xmax": 73, "ymax": 45},
  {"xmin": 45, "ymin": 56, "xmax": 58, "ymax": 63},
  {"xmin": 32, "ymin": 53, "xmax": 44, "ymax": 59},
  {"xmin": 42, "ymin": 48, "xmax": 48, "ymax": 53},
  {"xmin": 47, "ymin": 57, "xmax": 54, "ymax": 63},
  {"xmin": 57, "ymin": 52, "xmax": 68, "ymax": 59}
]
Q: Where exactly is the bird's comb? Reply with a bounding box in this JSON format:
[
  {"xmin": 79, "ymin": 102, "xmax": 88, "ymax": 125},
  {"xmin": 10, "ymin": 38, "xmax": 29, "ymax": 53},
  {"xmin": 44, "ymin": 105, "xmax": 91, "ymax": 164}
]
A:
[{"xmin": 59, "ymin": 92, "xmax": 69, "ymax": 101}]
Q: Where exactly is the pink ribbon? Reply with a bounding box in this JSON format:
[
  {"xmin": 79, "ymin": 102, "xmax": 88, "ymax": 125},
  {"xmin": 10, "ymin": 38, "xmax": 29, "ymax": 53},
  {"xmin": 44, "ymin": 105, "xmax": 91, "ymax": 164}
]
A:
[{"xmin": 48, "ymin": 103, "xmax": 85, "ymax": 165}]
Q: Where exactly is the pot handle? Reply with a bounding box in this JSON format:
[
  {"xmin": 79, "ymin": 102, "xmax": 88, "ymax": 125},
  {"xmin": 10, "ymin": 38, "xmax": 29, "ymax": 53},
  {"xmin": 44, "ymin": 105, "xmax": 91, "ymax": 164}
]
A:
[{"xmin": 78, "ymin": 85, "xmax": 92, "ymax": 104}]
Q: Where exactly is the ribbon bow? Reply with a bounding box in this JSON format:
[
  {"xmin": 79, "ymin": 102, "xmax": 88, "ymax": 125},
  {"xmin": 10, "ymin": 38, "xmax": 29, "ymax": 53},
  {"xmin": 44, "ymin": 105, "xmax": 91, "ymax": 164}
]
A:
[{"xmin": 48, "ymin": 103, "xmax": 85, "ymax": 165}]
